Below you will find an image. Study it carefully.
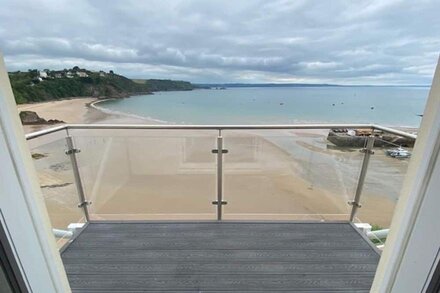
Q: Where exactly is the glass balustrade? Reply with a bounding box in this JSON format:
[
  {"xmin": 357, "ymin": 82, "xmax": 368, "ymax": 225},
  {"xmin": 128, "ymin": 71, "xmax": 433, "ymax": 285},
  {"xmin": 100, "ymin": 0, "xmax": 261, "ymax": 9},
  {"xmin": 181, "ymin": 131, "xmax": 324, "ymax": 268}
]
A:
[
  {"xmin": 29, "ymin": 136, "xmax": 86, "ymax": 248},
  {"xmin": 222, "ymin": 129, "xmax": 364, "ymax": 220},
  {"xmin": 68, "ymin": 128, "xmax": 218, "ymax": 220},
  {"xmin": 26, "ymin": 125, "xmax": 416, "ymax": 249},
  {"xmin": 354, "ymin": 137, "xmax": 412, "ymax": 230}
]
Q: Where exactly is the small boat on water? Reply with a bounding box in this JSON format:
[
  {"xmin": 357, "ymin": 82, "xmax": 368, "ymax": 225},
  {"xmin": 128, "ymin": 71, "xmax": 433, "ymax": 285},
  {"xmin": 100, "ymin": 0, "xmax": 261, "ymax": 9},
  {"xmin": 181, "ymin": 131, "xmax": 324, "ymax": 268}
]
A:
[{"xmin": 386, "ymin": 146, "xmax": 411, "ymax": 158}]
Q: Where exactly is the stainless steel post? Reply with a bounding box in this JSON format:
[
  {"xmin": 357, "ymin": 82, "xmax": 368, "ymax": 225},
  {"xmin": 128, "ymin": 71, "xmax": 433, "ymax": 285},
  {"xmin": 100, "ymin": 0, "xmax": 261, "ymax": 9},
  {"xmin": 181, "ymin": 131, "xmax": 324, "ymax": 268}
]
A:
[
  {"xmin": 65, "ymin": 136, "xmax": 90, "ymax": 221},
  {"xmin": 212, "ymin": 130, "xmax": 227, "ymax": 220},
  {"xmin": 349, "ymin": 135, "xmax": 375, "ymax": 222}
]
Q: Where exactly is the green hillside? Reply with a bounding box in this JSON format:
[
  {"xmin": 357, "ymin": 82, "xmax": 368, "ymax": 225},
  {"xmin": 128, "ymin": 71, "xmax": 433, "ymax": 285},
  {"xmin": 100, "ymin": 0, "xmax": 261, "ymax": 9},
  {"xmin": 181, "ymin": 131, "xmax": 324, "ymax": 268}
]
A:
[
  {"xmin": 132, "ymin": 79, "xmax": 195, "ymax": 91},
  {"xmin": 9, "ymin": 67, "xmax": 197, "ymax": 104}
]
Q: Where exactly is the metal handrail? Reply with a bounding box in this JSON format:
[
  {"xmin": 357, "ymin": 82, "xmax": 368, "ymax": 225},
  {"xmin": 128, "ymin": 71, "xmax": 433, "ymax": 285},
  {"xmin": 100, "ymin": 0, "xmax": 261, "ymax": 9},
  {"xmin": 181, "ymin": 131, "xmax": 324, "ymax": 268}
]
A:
[
  {"xmin": 25, "ymin": 124, "xmax": 67, "ymax": 140},
  {"xmin": 371, "ymin": 124, "xmax": 417, "ymax": 140},
  {"xmin": 26, "ymin": 123, "xmax": 417, "ymax": 140}
]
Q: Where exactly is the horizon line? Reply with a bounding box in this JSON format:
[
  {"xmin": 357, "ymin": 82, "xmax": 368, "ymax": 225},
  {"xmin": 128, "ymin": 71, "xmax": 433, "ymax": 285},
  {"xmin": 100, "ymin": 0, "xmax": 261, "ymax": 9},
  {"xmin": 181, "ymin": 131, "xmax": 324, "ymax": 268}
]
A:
[{"xmin": 192, "ymin": 82, "xmax": 431, "ymax": 87}]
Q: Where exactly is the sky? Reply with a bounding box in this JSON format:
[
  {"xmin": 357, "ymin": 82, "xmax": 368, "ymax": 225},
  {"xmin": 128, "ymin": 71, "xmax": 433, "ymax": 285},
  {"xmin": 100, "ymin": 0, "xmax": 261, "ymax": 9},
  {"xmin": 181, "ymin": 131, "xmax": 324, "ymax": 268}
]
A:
[{"xmin": 0, "ymin": 0, "xmax": 438, "ymax": 85}]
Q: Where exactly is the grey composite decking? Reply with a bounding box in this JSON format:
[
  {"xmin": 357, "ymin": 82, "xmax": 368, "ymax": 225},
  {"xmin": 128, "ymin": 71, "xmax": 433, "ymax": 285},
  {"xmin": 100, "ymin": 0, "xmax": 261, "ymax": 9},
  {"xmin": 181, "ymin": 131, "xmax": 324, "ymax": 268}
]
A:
[{"xmin": 61, "ymin": 222, "xmax": 380, "ymax": 292}]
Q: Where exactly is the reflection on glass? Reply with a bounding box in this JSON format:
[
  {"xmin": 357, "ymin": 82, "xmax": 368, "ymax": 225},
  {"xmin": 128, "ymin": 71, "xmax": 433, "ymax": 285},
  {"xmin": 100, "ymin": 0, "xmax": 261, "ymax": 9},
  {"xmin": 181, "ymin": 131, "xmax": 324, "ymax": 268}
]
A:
[
  {"xmin": 222, "ymin": 129, "xmax": 363, "ymax": 221},
  {"xmin": 72, "ymin": 130, "xmax": 218, "ymax": 220}
]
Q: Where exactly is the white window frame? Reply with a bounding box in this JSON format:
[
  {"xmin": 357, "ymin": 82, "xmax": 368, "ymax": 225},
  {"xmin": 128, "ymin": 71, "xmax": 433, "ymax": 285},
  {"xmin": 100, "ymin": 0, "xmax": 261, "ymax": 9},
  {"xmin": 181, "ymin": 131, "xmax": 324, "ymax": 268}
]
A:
[
  {"xmin": 0, "ymin": 53, "xmax": 71, "ymax": 292},
  {"xmin": 372, "ymin": 56, "xmax": 440, "ymax": 292}
]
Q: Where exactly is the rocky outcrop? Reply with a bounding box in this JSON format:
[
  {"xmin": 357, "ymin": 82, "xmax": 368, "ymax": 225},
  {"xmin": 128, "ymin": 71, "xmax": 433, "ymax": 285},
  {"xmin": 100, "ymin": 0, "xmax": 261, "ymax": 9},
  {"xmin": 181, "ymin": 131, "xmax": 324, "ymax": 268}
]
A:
[
  {"xmin": 327, "ymin": 131, "xmax": 367, "ymax": 147},
  {"xmin": 327, "ymin": 130, "xmax": 415, "ymax": 148},
  {"xmin": 19, "ymin": 111, "xmax": 64, "ymax": 125}
]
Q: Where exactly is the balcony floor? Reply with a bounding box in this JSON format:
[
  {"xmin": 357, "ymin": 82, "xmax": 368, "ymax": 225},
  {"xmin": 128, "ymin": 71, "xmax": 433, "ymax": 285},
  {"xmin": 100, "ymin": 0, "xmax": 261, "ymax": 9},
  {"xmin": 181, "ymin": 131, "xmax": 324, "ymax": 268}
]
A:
[{"xmin": 61, "ymin": 222, "xmax": 380, "ymax": 292}]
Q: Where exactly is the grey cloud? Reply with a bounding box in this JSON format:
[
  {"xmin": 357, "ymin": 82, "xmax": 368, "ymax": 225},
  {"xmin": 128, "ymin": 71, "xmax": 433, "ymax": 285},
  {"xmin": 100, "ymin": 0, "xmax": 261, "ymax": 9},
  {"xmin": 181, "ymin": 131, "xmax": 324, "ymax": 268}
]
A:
[{"xmin": 0, "ymin": 0, "xmax": 438, "ymax": 84}]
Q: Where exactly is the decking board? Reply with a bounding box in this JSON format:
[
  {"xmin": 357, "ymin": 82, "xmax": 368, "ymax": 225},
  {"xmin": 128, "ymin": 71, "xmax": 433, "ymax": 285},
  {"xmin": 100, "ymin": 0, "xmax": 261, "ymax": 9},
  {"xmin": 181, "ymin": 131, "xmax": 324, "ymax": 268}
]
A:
[{"xmin": 61, "ymin": 222, "xmax": 379, "ymax": 292}]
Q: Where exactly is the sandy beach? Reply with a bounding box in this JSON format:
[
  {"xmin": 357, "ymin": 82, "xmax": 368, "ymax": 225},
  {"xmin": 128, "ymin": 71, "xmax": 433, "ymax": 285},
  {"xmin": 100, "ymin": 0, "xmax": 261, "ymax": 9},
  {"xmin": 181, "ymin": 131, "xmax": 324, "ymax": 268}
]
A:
[
  {"xmin": 21, "ymin": 97, "xmax": 409, "ymax": 247},
  {"xmin": 17, "ymin": 97, "xmax": 151, "ymax": 133}
]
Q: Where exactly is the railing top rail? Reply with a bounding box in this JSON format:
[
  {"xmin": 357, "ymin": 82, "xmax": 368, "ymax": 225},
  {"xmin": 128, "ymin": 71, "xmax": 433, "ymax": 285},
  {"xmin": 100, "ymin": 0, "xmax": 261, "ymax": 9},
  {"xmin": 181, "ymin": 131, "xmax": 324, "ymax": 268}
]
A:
[
  {"xmin": 25, "ymin": 124, "xmax": 67, "ymax": 140},
  {"xmin": 67, "ymin": 123, "xmax": 376, "ymax": 130},
  {"xmin": 25, "ymin": 123, "xmax": 417, "ymax": 140},
  {"xmin": 371, "ymin": 124, "xmax": 417, "ymax": 140}
]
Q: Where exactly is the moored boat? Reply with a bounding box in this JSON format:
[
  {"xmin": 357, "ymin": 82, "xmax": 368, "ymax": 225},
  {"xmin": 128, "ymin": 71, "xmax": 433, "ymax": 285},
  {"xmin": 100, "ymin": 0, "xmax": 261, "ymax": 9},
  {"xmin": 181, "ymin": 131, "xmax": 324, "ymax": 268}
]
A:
[{"xmin": 386, "ymin": 146, "xmax": 411, "ymax": 158}]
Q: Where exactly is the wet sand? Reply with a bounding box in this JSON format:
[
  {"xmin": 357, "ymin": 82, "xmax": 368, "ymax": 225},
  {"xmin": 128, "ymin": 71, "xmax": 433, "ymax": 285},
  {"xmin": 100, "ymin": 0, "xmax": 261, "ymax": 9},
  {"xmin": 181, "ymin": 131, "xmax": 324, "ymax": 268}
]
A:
[{"xmin": 23, "ymin": 98, "xmax": 410, "ymax": 247}]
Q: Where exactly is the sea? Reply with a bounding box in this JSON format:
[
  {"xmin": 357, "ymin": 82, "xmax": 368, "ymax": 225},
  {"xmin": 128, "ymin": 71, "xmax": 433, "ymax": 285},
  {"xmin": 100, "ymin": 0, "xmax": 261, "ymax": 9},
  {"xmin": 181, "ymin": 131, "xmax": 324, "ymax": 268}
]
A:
[{"xmin": 96, "ymin": 86, "xmax": 429, "ymax": 128}]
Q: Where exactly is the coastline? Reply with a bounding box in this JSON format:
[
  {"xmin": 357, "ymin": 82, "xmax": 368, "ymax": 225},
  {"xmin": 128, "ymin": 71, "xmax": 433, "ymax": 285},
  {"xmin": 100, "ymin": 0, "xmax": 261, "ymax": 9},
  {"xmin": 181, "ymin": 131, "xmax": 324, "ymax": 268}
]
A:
[
  {"xmin": 17, "ymin": 97, "xmax": 160, "ymax": 133},
  {"xmin": 90, "ymin": 98, "xmax": 170, "ymax": 124}
]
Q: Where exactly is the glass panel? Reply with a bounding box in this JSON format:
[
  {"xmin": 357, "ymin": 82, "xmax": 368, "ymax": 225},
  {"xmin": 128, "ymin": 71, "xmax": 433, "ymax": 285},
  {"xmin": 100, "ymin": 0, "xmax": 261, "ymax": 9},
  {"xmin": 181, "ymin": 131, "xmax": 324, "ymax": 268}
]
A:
[
  {"xmin": 222, "ymin": 129, "xmax": 364, "ymax": 221},
  {"xmin": 30, "ymin": 138, "xmax": 86, "ymax": 248},
  {"xmin": 355, "ymin": 137, "xmax": 413, "ymax": 229},
  {"xmin": 72, "ymin": 129, "xmax": 217, "ymax": 220}
]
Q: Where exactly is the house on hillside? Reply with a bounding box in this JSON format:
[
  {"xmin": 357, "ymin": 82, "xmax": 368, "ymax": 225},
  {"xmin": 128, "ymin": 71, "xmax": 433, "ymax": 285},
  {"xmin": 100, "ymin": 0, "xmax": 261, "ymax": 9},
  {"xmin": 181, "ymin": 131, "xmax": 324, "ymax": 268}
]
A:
[
  {"xmin": 76, "ymin": 71, "xmax": 88, "ymax": 78},
  {"xmin": 66, "ymin": 71, "xmax": 74, "ymax": 78},
  {"xmin": 39, "ymin": 71, "xmax": 48, "ymax": 79}
]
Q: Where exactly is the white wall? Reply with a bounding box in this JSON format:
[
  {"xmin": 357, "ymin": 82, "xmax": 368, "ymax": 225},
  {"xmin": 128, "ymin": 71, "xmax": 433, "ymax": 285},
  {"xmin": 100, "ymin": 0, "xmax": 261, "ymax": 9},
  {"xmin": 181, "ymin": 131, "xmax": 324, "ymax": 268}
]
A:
[{"xmin": 0, "ymin": 53, "xmax": 71, "ymax": 292}]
